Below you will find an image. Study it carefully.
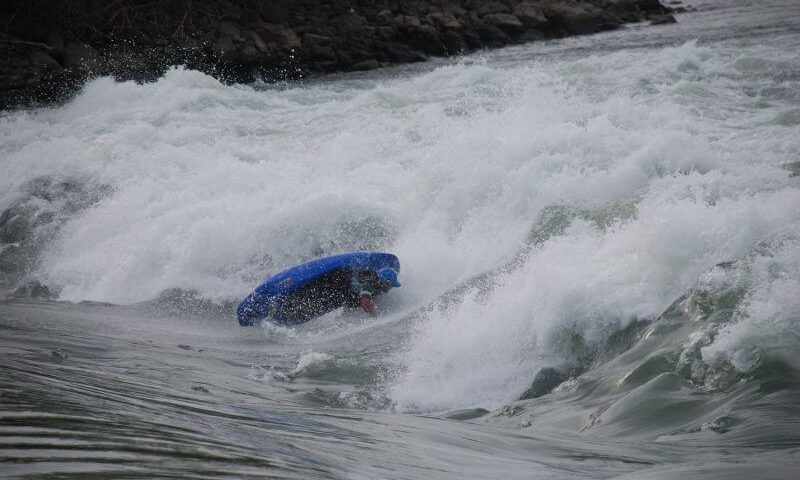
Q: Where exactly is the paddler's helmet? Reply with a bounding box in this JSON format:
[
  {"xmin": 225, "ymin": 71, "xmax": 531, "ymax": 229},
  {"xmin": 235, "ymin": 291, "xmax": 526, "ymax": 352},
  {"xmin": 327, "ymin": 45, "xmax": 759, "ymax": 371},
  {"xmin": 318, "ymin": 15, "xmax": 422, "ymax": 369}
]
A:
[{"xmin": 378, "ymin": 267, "xmax": 401, "ymax": 288}]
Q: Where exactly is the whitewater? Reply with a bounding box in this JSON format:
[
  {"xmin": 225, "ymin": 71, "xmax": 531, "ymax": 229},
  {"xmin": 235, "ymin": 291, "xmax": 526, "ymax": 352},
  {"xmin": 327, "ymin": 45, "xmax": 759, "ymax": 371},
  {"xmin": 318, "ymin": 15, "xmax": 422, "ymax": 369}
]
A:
[{"xmin": 1, "ymin": 0, "xmax": 799, "ymax": 478}]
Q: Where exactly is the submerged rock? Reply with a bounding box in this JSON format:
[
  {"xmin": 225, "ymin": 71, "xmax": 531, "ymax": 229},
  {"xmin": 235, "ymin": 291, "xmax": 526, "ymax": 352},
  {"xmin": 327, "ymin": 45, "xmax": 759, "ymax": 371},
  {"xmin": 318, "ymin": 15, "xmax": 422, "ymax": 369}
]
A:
[
  {"xmin": 519, "ymin": 366, "xmax": 584, "ymax": 400},
  {"xmin": 649, "ymin": 14, "xmax": 678, "ymax": 25},
  {"xmin": 12, "ymin": 281, "xmax": 54, "ymax": 300},
  {"xmin": 443, "ymin": 408, "xmax": 491, "ymax": 420}
]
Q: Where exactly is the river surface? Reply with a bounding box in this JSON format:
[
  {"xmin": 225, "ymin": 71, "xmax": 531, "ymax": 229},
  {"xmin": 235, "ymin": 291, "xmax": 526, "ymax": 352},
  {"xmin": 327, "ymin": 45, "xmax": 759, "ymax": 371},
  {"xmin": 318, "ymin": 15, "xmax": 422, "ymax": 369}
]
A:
[{"xmin": 2, "ymin": 1, "xmax": 800, "ymax": 478}]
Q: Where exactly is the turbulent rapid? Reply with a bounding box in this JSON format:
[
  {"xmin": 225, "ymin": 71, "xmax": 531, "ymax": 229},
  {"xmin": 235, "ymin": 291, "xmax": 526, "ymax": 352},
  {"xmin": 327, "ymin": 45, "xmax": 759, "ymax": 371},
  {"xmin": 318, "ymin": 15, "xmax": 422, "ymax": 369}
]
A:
[{"xmin": 2, "ymin": 0, "xmax": 800, "ymax": 478}]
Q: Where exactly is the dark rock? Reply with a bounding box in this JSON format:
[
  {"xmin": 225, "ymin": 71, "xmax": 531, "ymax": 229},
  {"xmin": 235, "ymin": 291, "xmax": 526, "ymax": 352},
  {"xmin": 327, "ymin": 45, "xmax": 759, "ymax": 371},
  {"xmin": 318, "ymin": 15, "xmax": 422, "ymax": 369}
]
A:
[
  {"xmin": 426, "ymin": 12, "xmax": 458, "ymax": 28},
  {"xmin": 782, "ymin": 161, "xmax": 800, "ymax": 177},
  {"xmin": 459, "ymin": 29, "xmax": 484, "ymax": 50},
  {"xmin": 393, "ymin": 15, "xmax": 421, "ymax": 29},
  {"xmin": 649, "ymin": 14, "xmax": 678, "ymax": 25},
  {"xmin": 513, "ymin": 2, "xmax": 550, "ymax": 29},
  {"xmin": 0, "ymin": 0, "xmax": 682, "ymax": 109},
  {"xmin": 352, "ymin": 59, "xmax": 379, "ymax": 71},
  {"xmin": 376, "ymin": 26, "xmax": 395, "ymax": 40},
  {"xmin": 443, "ymin": 408, "xmax": 491, "ymax": 420},
  {"xmin": 258, "ymin": 2, "xmax": 288, "ymax": 23},
  {"xmin": 376, "ymin": 9, "xmax": 394, "ymax": 23},
  {"xmin": 0, "ymin": 208, "xmax": 31, "ymax": 243},
  {"xmin": 483, "ymin": 13, "xmax": 525, "ymax": 37},
  {"xmin": 336, "ymin": 45, "xmax": 374, "ymax": 68},
  {"xmin": 564, "ymin": 12, "xmax": 612, "ymax": 35},
  {"xmin": 308, "ymin": 44, "xmax": 337, "ymax": 63},
  {"xmin": 477, "ymin": 1, "xmax": 509, "ymax": 16},
  {"xmin": 214, "ymin": 36, "xmax": 238, "ymax": 58},
  {"xmin": 13, "ymin": 281, "xmax": 53, "ymax": 299},
  {"xmin": 518, "ymin": 30, "xmax": 546, "ymax": 42},
  {"xmin": 254, "ymin": 22, "xmax": 301, "ymax": 50},
  {"xmin": 334, "ymin": 13, "xmax": 372, "ymax": 37},
  {"xmin": 240, "ymin": 44, "xmax": 260, "ymax": 62},
  {"xmin": 637, "ymin": 0, "xmax": 670, "ymax": 13},
  {"xmin": 29, "ymin": 50, "xmax": 62, "ymax": 71},
  {"xmin": 441, "ymin": 31, "xmax": 469, "ymax": 55},
  {"xmin": 244, "ymin": 31, "xmax": 269, "ymax": 54},
  {"xmin": 303, "ymin": 33, "xmax": 333, "ymax": 46},
  {"xmin": 383, "ymin": 43, "xmax": 426, "ymax": 63},
  {"xmin": 218, "ymin": 21, "xmax": 243, "ymax": 42},
  {"xmin": 222, "ymin": 2, "xmax": 242, "ymax": 21},
  {"xmin": 519, "ymin": 367, "xmax": 583, "ymax": 400},
  {"xmin": 0, "ymin": 244, "xmax": 24, "ymax": 274},
  {"xmin": 403, "ymin": 24, "xmax": 446, "ymax": 55},
  {"xmin": 47, "ymin": 33, "xmax": 64, "ymax": 50},
  {"xmin": 475, "ymin": 23, "xmax": 513, "ymax": 47},
  {"xmin": 61, "ymin": 42, "xmax": 101, "ymax": 74}
]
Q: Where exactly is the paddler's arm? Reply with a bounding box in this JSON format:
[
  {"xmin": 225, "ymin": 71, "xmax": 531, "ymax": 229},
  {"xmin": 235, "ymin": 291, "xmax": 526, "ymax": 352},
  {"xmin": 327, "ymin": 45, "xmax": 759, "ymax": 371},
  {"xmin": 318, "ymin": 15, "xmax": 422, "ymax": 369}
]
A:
[
  {"xmin": 352, "ymin": 273, "xmax": 377, "ymax": 317},
  {"xmin": 359, "ymin": 294, "xmax": 376, "ymax": 316}
]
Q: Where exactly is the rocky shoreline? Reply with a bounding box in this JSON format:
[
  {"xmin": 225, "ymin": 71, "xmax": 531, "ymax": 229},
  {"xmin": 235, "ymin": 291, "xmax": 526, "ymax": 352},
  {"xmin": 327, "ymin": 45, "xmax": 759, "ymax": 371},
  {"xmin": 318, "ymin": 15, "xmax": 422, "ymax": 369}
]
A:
[{"xmin": 1, "ymin": 0, "xmax": 675, "ymax": 110}]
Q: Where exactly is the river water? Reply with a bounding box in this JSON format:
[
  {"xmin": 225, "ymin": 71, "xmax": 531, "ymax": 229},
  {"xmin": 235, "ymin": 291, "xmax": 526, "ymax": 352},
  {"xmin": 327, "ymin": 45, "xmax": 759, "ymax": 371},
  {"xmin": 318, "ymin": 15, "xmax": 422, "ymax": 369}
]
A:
[{"xmin": 2, "ymin": 0, "xmax": 800, "ymax": 478}]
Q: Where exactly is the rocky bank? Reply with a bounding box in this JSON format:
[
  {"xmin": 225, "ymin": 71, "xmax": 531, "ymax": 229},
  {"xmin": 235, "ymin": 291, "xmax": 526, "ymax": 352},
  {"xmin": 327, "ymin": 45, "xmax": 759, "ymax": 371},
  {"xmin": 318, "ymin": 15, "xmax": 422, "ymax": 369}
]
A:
[{"xmin": 1, "ymin": 0, "xmax": 675, "ymax": 109}]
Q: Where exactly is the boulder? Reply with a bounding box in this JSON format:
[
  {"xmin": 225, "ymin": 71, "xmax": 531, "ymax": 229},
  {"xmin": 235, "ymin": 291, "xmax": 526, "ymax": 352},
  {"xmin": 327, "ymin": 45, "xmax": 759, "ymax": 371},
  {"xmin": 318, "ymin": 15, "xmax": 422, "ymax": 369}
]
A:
[
  {"xmin": 519, "ymin": 367, "xmax": 584, "ymax": 400},
  {"xmin": 650, "ymin": 14, "xmax": 678, "ymax": 25},
  {"xmin": 443, "ymin": 18, "xmax": 465, "ymax": 30},
  {"xmin": 336, "ymin": 45, "xmax": 374, "ymax": 68},
  {"xmin": 214, "ymin": 35, "xmax": 238, "ymax": 58},
  {"xmin": 483, "ymin": 13, "xmax": 525, "ymax": 37},
  {"xmin": 29, "ymin": 50, "xmax": 62, "ymax": 71},
  {"xmin": 308, "ymin": 44, "xmax": 337, "ymax": 63},
  {"xmin": 245, "ymin": 31, "xmax": 269, "ymax": 53},
  {"xmin": 396, "ymin": 15, "xmax": 422, "ymax": 29},
  {"xmin": 218, "ymin": 22, "xmax": 243, "ymax": 42},
  {"xmin": 376, "ymin": 9, "xmax": 394, "ymax": 23},
  {"xmin": 377, "ymin": 26, "xmax": 395, "ymax": 40},
  {"xmin": 352, "ymin": 59, "xmax": 379, "ymax": 71},
  {"xmin": 333, "ymin": 13, "xmax": 372, "ymax": 37},
  {"xmin": 513, "ymin": 2, "xmax": 550, "ymax": 29},
  {"xmin": 441, "ymin": 31, "xmax": 468, "ymax": 55},
  {"xmin": 459, "ymin": 29, "xmax": 484, "ymax": 50},
  {"xmin": 303, "ymin": 33, "xmax": 333, "ymax": 46},
  {"xmin": 259, "ymin": 2, "xmax": 289, "ymax": 23},
  {"xmin": 383, "ymin": 43, "xmax": 426, "ymax": 63},
  {"xmin": 568, "ymin": 12, "xmax": 614, "ymax": 34},
  {"xmin": 542, "ymin": 4, "xmax": 615, "ymax": 35},
  {"xmin": 221, "ymin": 2, "xmax": 242, "ymax": 21},
  {"xmin": 404, "ymin": 24, "xmax": 446, "ymax": 55},
  {"xmin": 477, "ymin": 1, "xmax": 509, "ymax": 16},
  {"xmin": 61, "ymin": 42, "xmax": 101, "ymax": 74},
  {"xmin": 426, "ymin": 12, "xmax": 457, "ymax": 28},
  {"xmin": 518, "ymin": 30, "xmax": 546, "ymax": 42},
  {"xmin": 254, "ymin": 22, "xmax": 301, "ymax": 50},
  {"xmin": 240, "ymin": 44, "xmax": 260, "ymax": 62},
  {"xmin": 475, "ymin": 23, "xmax": 513, "ymax": 47},
  {"xmin": 46, "ymin": 33, "xmax": 64, "ymax": 50},
  {"xmin": 637, "ymin": 0, "xmax": 669, "ymax": 13}
]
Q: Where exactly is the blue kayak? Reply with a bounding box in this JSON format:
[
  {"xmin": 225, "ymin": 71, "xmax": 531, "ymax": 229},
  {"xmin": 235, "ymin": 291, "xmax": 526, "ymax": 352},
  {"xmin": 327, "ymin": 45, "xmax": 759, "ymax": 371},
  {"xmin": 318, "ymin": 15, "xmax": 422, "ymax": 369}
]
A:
[{"xmin": 237, "ymin": 251, "xmax": 400, "ymax": 326}]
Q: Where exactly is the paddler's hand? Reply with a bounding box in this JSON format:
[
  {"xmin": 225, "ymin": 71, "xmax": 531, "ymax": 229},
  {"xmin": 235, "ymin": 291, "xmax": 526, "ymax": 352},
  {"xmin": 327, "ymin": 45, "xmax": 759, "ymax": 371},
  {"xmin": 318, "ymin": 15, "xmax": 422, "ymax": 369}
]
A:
[{"xmin": 360, "ymin": 296, "xmax": 376, "ymax": 317}]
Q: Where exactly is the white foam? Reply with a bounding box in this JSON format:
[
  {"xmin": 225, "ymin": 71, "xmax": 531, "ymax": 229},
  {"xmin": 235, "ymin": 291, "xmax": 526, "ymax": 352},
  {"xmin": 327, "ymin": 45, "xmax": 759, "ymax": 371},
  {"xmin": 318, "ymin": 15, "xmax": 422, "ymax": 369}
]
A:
[
  {"xmin": 701, "ymin": 238, "xmax": 800, "ymax": 372},
  {"xmin": 2, "ymin": 26, "xmax": 799, "ymax": 412},
  {"xmin": 293, "ymin": 352, "xmax": 333, "ymax": 374}
]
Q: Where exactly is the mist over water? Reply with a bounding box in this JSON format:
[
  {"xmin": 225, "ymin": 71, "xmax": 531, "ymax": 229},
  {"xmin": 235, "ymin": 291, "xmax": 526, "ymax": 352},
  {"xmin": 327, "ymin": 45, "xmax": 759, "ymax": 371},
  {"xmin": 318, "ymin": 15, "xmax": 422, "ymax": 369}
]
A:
[{"xmin": 2, "ymin": 0, "xmax": 800, "ymax": 478}]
